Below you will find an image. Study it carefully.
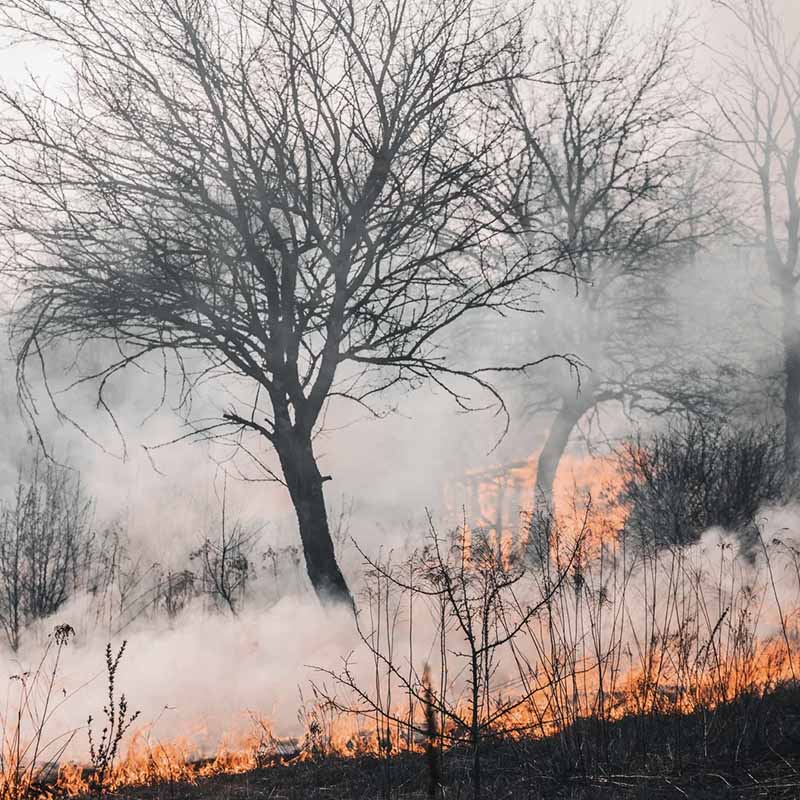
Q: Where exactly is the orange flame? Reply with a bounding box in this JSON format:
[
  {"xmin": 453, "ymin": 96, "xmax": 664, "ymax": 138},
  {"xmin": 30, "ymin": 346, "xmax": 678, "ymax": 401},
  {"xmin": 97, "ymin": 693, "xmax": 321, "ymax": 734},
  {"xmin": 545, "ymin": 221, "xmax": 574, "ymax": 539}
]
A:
[{"xmin": 444, "ymin": 450, "xmax": 629, "ymax": 563}]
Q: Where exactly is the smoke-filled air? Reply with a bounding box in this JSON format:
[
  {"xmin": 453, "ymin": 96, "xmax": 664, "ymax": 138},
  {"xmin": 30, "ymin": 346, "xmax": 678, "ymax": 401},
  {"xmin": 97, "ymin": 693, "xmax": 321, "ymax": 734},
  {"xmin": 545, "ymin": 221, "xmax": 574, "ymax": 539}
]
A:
[{"xmin": 0, "ymin": 0, "xmax": 799, "ymax": 798}]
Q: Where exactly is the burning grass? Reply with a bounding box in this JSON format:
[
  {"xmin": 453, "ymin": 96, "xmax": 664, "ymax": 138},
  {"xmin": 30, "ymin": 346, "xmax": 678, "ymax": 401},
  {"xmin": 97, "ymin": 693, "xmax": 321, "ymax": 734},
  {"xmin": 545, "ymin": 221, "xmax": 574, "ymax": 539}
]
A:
[
  {"xmin": 4, "ymin": 427, "xmax": 800, "ymax": 799},
  {"xmin": 8, "ymin": 518, "xmax": 797, "ymax": 800},
  {"xmin": 38, "ymin": 681, "xmax": 800, "ymax": 799}
]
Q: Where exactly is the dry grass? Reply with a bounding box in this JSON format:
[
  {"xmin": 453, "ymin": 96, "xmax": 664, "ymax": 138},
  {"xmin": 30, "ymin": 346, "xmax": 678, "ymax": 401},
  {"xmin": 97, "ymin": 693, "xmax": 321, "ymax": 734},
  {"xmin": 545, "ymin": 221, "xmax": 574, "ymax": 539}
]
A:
[{"xmin": 63, "ymin": 681, "xmax": 800, "ymax": 800}]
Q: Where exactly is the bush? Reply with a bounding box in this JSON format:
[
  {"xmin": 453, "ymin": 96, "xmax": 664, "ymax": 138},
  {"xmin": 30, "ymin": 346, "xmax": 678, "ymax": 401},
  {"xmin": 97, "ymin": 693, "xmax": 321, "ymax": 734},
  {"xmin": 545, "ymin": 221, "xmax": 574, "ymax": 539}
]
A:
[
  {"xmin": 618, "ymin": 419, "xmax": 786, "ymax": 550},
  {"xmin": 0, "ymin": 450, "xmax": 94, "ymax": 650}
]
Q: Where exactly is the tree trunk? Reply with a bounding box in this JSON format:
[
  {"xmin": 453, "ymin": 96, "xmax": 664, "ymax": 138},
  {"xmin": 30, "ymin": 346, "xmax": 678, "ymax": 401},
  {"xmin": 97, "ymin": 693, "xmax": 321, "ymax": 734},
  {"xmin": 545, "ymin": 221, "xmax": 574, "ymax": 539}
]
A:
[
  {"xmin": 275, "ymin": 430, "xmax": 355, "ymax": 610},
  {"xmin": 782, "ymin": 289, "xmax": 800, "ymax": 474},
  {"xmin": 470, "ymin": 651, "xmax": 482, "ymax": 800},
  {"xmin": 528, "ymin": 398, "xmax": 585, "ymax": 562}
]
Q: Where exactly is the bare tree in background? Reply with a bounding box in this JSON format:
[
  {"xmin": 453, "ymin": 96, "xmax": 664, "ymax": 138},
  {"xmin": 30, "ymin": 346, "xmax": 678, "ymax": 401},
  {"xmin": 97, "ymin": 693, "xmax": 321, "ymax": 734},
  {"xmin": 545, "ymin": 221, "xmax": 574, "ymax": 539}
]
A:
[
  {"xmin": 190, "ymin": 490, "xmax": 260, "ymax": 616},
  {"xmin": 710, "ymin": 0, "xmax": 800, "ymax": 472},
  {"xmin": 494, "ymin": 0, "xmax": 722, "ymax": 536},
  {"xmin": 0, "ymin": 0, "xmax": 558, "ymax": 608},
  {"xmin": 0, "ymin": 450, "xmax": 94, "ymax": 650}
]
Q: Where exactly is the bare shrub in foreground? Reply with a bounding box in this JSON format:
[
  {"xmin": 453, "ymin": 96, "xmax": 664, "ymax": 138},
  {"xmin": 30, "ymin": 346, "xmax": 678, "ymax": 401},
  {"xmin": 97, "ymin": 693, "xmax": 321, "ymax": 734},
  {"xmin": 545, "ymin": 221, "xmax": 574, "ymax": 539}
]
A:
[
  {"xmin": 0, "ymin": 624, "xmax": 77, "ymax": 800},
  {"xmin": 87, "ymin": 641, "xmax": 140, "ymax": 798},
  {"xmin": 315, "ymin": 519, "xmax": 581, "ymax": 800}
]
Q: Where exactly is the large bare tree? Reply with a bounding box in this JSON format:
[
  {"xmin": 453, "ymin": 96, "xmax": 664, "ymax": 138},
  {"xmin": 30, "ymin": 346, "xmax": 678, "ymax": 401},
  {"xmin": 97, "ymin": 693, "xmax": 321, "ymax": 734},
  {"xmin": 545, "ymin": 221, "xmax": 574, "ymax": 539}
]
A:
[
  {"xmin": 0, "ymin": 0, "xmax": 551, "ymax": 608},
  {"xmin": 495, "ymin": 0, "xmax": 722, "ymax": 530},
  {"xmin": 710, "ymin": 0, "xmax": 800, "ymax": 472}
]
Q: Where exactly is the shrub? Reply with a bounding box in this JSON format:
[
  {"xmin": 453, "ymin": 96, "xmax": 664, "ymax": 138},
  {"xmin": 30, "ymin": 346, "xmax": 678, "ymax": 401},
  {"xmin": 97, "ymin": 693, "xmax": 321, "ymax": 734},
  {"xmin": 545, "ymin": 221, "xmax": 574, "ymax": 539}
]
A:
[
  {"xmin": 0, "ymin": 451, "xmax": 94, "ymax": 651},
  {"xmin": 617, "ymin": 418, "xmax": 785, "ymax": 550}
]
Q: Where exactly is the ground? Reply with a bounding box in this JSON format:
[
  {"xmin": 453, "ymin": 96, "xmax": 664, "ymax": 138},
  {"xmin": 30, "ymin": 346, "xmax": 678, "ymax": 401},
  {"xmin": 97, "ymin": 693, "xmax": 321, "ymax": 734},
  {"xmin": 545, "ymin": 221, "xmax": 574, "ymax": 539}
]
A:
[{"xmin": 87, "ymin": 683, "xmax": 800, "ymax": 800}]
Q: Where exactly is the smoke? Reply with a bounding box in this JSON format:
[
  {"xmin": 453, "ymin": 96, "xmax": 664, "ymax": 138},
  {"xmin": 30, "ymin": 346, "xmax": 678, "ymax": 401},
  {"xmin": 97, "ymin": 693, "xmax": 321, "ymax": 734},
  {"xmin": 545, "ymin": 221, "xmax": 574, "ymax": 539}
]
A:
[
  {"xmin": 0, "ymin": 0, "xmax": 788, "ymax": 562},
  {"xmin": 2, "ymin": 502, "xmax": 799, "ymax": 767},
  {"xmin": 0, "ymin": 595, "xmax": 358, "ymax": 761},
  {"xmin": 0, "ymin": 187, "xmax": 788, "ymax": 776}
]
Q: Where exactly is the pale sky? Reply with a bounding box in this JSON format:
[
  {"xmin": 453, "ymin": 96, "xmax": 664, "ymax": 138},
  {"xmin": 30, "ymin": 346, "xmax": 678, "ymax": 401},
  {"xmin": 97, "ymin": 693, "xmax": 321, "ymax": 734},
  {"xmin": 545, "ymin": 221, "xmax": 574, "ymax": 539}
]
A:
[{"xmin": 3, "ymin": 0, "xmax": 798, "ymax": 91}]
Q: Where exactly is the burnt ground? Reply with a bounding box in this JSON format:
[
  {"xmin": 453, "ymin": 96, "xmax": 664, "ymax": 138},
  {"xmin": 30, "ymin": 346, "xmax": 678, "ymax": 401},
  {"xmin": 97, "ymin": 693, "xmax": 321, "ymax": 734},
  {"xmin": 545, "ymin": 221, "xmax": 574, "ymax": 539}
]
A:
[{"xmin": 95, "ymin": 684, "xmax": 800, "ymax": 800}]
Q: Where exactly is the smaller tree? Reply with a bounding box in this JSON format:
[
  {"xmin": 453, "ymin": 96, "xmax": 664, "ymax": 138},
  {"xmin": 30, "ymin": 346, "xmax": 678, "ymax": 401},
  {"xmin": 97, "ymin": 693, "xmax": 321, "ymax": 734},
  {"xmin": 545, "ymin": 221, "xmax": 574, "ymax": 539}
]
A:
[
  {"xmin": 0, "ymin": 450, "xmax": 94, "ymax": 650},
  {"xmin": 190, "ymin": 519, "xmax": 259, "ymax": 616},
  {"xmin": 494, "ymin": 0, "xmax": 724, "ymax": 545},
  {"xmin": 708, "ymin": 0, "xmax": 800, "ymax": 472}
]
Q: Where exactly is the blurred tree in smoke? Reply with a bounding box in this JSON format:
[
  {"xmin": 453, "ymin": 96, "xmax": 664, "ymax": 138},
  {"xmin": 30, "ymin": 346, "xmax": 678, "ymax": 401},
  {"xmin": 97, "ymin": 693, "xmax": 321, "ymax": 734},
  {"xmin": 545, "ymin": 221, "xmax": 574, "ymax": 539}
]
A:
[
  {"xmin": 0, "ymin": 0, "xmax": 567, "ymax": 608},
  {"xmin": 709, "ymin": 0, "xmax": 800, "ymax": 474},
  {"xmin": 489, "ymin": 0, "xmax": 727, "ymax": 546},
  {"xmin": 190, "ymin": 483, "xmax": 260, "ymax": 616}
]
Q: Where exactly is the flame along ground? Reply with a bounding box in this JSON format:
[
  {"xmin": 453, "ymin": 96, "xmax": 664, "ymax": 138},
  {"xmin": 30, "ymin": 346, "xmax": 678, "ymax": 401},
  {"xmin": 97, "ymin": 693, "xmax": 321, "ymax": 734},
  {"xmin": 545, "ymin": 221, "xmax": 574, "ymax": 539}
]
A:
[
  {"xmin": 4, "ymin": 452, "xmax": 800, "ymax": 798},
  {"xmin": 49, "ymin": 635, "xmax": 798, "ymax": 797}
]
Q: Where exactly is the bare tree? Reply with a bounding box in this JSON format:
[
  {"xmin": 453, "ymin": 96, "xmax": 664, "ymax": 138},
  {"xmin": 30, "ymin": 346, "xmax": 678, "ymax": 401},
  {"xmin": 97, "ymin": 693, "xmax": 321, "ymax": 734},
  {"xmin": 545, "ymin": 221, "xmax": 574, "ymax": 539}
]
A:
[
  {"xmin": 709, "ymin": 0, "xmax": 800, "ymax": 472},
  {"xmin": 0, "ymin": 450, "xmax": 94, "ymax": 650},
  {"xmin": 495, "ymin": 0, "xmax": 723, "ymax": 535},
  {"xmin": 315, "ymin": 522, "xmax": 580, "ymax": 800},
  {"xmin": 0, "ymin": 0, "xmax": 556, "ymax": 608},
  {"xmin": 191, "ymin": 517, "xmax": 259, "ymax": 616}
]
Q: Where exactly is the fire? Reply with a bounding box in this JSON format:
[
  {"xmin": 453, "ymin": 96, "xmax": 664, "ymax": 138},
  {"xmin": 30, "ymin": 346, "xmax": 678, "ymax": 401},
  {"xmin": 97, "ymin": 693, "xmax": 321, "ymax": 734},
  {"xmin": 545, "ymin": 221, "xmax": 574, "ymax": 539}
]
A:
[
  {"xmin": 443, "ymin": 449, "xmax": 629, "ymax": 563},
  {"xmin": 46, "ymin": 622, "xmax": 800, "ymax": 797},
  {"xmin": 4, "ymin": 453, "xmax": 799, "ymax": 798},
  {"xmin": 8, "ymin": 603, "xmax": 800, "ymax": 799},
  {"xmin": 553, "ymin": 454, "xmax": 628, "ymax": 532},
  {"xmin": 54, "ymin": 729, "xmax": 272, "ymax": 797},
  {"xmin": 51, "ymin": 714, "xmax": 423, "ymax": 796}
]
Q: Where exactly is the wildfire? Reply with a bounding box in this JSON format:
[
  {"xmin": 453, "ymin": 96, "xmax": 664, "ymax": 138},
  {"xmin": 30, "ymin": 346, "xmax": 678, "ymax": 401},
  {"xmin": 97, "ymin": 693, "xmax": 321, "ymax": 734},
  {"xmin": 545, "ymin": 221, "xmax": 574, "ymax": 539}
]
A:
[
  {"xmin": 44, "ymin": 624, "xmax": 799, "ymax": 798},
  {"xmin": 50, "ymin": 714, "xmax": 421, "ymax": 797},
  {"xmin": 443, "ymin": 449, "xmax": 629, "ymax": 563},
  {"xmin": 4, "ymin": 454, "xmax": 799, "ymax": 799}
]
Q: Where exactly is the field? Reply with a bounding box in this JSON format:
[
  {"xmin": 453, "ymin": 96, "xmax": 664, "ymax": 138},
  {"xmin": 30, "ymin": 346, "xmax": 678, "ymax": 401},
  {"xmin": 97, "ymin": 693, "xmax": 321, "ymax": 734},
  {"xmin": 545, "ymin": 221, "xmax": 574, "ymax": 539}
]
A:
[{"xmin": 72, "ymin": 683, "xmax": 800, "ymax": 800}]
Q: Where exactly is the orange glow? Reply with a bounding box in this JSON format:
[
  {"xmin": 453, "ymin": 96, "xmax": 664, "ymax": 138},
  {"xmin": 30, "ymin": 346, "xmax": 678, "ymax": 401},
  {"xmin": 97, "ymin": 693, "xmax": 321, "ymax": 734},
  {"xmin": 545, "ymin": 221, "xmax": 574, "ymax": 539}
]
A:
[
  {"xmin": 443, "ymin": 450, "xmax": 629, "ymax": 562},
  {"xmin": 50, "ymin": 715, "xmax": 425, "ymax": 797},
  {"xmin": 43, "ymin": 623, "xmax": 799, "ymax": 798}
]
